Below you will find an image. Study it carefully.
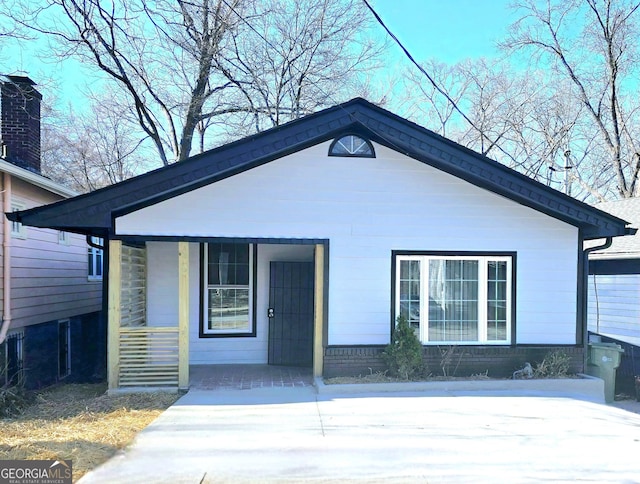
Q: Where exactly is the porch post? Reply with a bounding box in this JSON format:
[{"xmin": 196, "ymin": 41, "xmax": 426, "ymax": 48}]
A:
[
  {"xmin": 178, "ymin": 242, "xmax": 190, "ymax": 389},
  {"xmin": 313, "ymin": 243, "xmax": 325, "ymax": 378},
  {"xmin": 107, "ymin": 239, "xmax": 122, "ymax": 390}
]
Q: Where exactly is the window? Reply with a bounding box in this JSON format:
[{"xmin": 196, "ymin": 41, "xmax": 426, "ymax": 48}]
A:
[
  {"xmin": 10, "ymin": 202, "xmax": 26, "ymax": 238},
  {"xmin": 58, "ymin": 230, "xmax": 69, "ymax": 245},
  {"xmin": 394, "ymin": 253, "xmax": 514, "ymax": 344},
  {"xmin": 58, "ymin": 320, "xmax": 70, "ymax": 379},
  {"xmin": 328, "ymin": 134, "xmax": 375, "ymax": 157},
  {"xmin": 201, "ymin": 243, "xmax": 256, "ymax": 337},
  {"xmin": 88, "ymin": 237, "xmax": 103, "ymax": 280},
  {"xmin": 5, "ymin": 331, "xmax": 23, "ymax": 386}
]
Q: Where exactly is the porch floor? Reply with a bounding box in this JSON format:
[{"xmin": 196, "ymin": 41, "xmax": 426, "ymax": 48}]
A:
[{"xmin": 189, "ymin": 364, "xmax": 314, "ymax": 390}]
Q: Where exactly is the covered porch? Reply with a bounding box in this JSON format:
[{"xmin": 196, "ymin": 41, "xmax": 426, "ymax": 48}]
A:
[
  {"xmin": 189, "ymin": 364, "xmax": 314, "ymax": 390},
  {"xmin": 107, "ymin": 240, "xmax": 326, "ymax": 393}
]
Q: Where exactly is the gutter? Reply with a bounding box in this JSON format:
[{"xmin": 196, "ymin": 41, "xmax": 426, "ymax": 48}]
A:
[
  {"xmin": 581, "ymin": 236, "xmax": 613, "ymax": 370},
  {"xmin": 0, "ymin": 158, "xmax": 77, "ymax": 198},
  {"xmin": 0, "ymin": 173, "xmax": 12, "ymax": 344}
]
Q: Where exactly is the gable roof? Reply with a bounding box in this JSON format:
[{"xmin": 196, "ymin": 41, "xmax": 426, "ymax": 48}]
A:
[
  {"xmin": 589, "ymin": 198, "xmax": 640, "ymax": 259},
  {"xmin": 7, "ymin": 98, "xmax": 630, "ymax": 240}
]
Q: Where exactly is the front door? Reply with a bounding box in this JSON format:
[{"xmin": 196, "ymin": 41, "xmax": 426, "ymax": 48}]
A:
[{"xmin": 268, "ymin": 261, "xmax": 314, "ymax": 367}]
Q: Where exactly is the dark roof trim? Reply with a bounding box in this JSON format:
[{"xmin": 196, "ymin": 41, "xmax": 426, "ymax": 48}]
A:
[
  {"xmin": 7, "ymin": 98, "xmax": 629, "ymax": 239},
  {"xmin": 589, "ymin": 258, "xmax": 640, "ymax": 275}
]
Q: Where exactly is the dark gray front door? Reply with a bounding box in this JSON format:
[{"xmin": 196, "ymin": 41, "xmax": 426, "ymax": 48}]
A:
[{"xmin": 268, "ymin": 261, "xmax": 314, "ymax": 367}]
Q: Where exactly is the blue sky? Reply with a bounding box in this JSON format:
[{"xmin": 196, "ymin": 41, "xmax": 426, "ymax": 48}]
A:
[
  {"xmin": 1, "ymin": 0, "xmax": 521, "ymax": 110},
  {"xmin": 373, "ymin": 0, "xmax": 519, "ymax": 64}
]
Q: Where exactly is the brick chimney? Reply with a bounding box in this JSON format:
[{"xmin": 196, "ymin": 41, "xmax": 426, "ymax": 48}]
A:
[{"xmin": 0, "ymin": 75, "xmax": 42, "ymax": 173}]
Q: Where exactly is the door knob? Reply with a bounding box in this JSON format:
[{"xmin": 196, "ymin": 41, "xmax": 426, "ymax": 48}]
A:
[{"xmin": 268, "ymin": 308, "xmax": 274, "ymax": 318}]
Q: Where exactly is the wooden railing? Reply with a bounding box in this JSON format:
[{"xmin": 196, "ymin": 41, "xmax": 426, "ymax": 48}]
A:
[{"xmin": 118, "ymin": 327, "xmax": 179, "ymax": 387}]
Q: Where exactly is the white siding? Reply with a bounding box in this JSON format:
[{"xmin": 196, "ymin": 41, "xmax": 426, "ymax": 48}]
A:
[
  {"xmin": 118, "ymin": 142, "xmax": 579, "ymax": 356},
  {"xmin": 588, "ymin": 273, "xmax": 640, "ymax": 339},
  {"xmin": 146, "ymin": 242, "xmax": 314, "ymax": 364}
]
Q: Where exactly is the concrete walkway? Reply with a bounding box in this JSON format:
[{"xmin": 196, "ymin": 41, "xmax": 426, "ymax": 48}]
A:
[{"xmin": 80, "ymin": 387, "xmax": 640, "ymax": 483}]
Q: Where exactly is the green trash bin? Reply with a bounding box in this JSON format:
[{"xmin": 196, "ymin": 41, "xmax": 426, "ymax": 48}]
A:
[{"xmin": 587, "ymin": 342, "xmax": 624, "ymax": 403}]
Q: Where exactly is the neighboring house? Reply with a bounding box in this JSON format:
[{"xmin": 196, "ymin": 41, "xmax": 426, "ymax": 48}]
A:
[
  {"xmin": 588, "ymin": 198, "xmax": 640, "ymax": 344},
  {"xmin": 9, "ymin": 98, "xmax": 630, "ymax": 392},
  {"xmin": 0, "ymin": 75, "xmax": 103, "ymax": 389},
  {"xmin": 587, "ymin": 197, "xmax": 640, "ymax": 394}
]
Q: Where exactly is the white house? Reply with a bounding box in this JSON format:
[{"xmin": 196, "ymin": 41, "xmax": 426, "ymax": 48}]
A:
[{"xmin": 9, "ymin": 98, "xmax": 630, "ymax": 391}]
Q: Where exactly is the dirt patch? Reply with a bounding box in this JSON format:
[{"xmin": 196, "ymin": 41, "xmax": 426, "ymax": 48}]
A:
[{"xmin": 0, "ymin": 383, "xmax": 179, "ymax": 482}]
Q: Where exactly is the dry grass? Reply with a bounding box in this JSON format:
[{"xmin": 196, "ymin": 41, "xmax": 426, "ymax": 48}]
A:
[
  {"xmin": 324, "ymin": 371, "xmax": 496, "ymax": 385},
  {"xmin": 324, "ymin": 371, "xmax": 399, "ymax": 384},
  {"xmin": 0, "ymin": 383, "xmax": 180, "ymax": 482}
]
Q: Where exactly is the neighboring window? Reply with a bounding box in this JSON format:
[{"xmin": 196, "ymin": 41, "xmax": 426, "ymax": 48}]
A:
[
  {"xmin": 328, "ymin": 134, "xmax": 375, "ymax": 157},
  {"xmin": 88, "ymin": 237, "xmax": 103, "ymax": 280},
  {"xmin": 394, "ymin": 253, "xmax": 513, "ymax": 344},
  {"xmin": 5, "ymin": 331, "xmax": 24, "ymax": 386},
  {"xmin": 10, "ymin": 202, "xmax": 26, "ymax": 238},
  {"xmin": 58, "ymin": 320, "xmax": 70, "ymax": 379},
  {"xmin": 58, "ymin": 230, "xmax": 69, "ymax": 245},
  {"xmin": 201, "ymin": 243, "xmax": 256, "ymax": 337}
]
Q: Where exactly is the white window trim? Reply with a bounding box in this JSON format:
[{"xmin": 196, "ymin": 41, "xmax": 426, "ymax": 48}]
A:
[
  {"xmin": 88, "ymin": 237, "xmax": 103, "ymax": 281},
  {"xmin": 10, "ymin": 201, "xmax": 27, "ymax": 239},
  {"xmin": 58, "ymin": 230, "xmax": 69, "ymax": 245},
  {"xmin": 202, "ymin": 243, "xmax": 255, "ymax": 336},
  {"xmin": 395, "ymin": 254, "xmax": 513, "ymax": 345}
]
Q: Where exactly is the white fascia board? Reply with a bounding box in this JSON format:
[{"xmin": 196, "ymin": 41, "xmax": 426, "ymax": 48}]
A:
[{"xmin": 0, "ymin": 158, "xmax": 78, "ymax": 198}]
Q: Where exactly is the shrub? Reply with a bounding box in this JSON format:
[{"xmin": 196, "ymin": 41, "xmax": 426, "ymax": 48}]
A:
[
  {"xmin": 533, "ymin": 350, "xmax": 571, "ymax": 378},
  {"xmin": 0, "ymin": 372, "xmax": 31, "ymax": 418},
  {"xmin": 383, "ymin": 315, "xmax": 425, "ymax": 380}
]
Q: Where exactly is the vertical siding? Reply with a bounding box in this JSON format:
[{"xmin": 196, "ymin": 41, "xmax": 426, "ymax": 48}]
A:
[
  {"xmin": 588, "ymin": 273, "xmax": 640, "ymax": 339},
  {"xmin": 146, "ymin": 242, "xmax": 178, "ymax": 328},
  {"xmin": 118, "ymin": 142, "xmax": 579, "ymax": 352},
  {"xmin": 120, "ymin": 244, "xmax": 146, "ymax": 327},
  {"xmin": 9, "ymin": 177, "xmax": 102, "ymax": 329}
]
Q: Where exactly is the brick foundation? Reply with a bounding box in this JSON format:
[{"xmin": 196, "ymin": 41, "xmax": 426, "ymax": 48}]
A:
[{"xmin": 323, "ymin": 345, "xmax": 585, "ymax": 379}]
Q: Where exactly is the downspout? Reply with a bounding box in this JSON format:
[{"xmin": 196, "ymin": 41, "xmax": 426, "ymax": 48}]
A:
[
  {"xmin": 87, "ymin": 233, "xmax": 107, "ymax": 380},
  {"xmin": 581, "ymin": 236, "xmax": 613, "ymax": 369},
  {"xmin": 0, "ymin": 173, "xmax": 11, "ymax": 344}
]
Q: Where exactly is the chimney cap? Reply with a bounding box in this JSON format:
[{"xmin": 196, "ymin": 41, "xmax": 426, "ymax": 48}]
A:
[{"xmin": 1, "ymin": 75, "xmax": 37, "ymax": 86}]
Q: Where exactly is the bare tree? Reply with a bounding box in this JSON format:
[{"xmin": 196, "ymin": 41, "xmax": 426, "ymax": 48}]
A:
[
  {"xmin": 504, "ymin": 0, "xmax": 640, "ymax": 198},
  {"xmin": 217, "ymin": 0, "xmax": 382, "ymax": 134},
  {"xmin": 12, "ymin": 0, "xmax": 382, "ymax": 164},
  {"xmin": 42, "ymin": 95, "xmax": 148, "ymax": 192},
  {"xmin": 401, "ymin": 60, "xmax": 471, "ymax": 138},
  {"xmin": 17, "ymin": 0, "xmax": 244, "ymax": 164}
]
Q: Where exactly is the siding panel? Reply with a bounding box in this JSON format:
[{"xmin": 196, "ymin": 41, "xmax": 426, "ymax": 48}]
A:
[
  {"xmin": 9, "ymin": 178, "xmax": 102, "ymax": 328},
  {"xmin": 118, "ymin": 142, "xmax": 578, "ymax": 354},
  {"xmin": 588, "ymin": 273, "xmax": 640, "ymax": 339}
]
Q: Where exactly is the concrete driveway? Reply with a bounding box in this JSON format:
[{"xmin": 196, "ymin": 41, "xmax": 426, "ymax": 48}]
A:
[{"xmin": 80, "ymin": 387, "xmax": 640, "ymax": 483}]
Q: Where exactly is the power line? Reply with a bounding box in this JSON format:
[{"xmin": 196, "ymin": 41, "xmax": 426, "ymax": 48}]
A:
[
  {"xmin": 361, "ymin": 0, "xmax": 518, "ymax": 164},
  {"xmin": 218, "ymin": 0, "xmax": 411, "ymax": 155}
]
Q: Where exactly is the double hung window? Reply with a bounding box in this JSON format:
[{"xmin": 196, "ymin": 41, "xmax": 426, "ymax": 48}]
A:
[
  {"xmin": 10, "ymin": 202, "xmax": 26, "ymax": 238},
  {"xmin": 395, "ymin": 253, "xmax": 513, "ymax": 344},
  {"xmin": 88, "ymin": 237, "xmax": 103, "ymax": 280},
  {"xmin": 202, "ymin": 243, "xmax": 255, "ymax": 336}
]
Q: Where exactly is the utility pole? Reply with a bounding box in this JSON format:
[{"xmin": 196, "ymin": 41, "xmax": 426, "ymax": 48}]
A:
[{"xmin": 563, "ymin": 150, "xmax": 572, "ymax": 196}]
